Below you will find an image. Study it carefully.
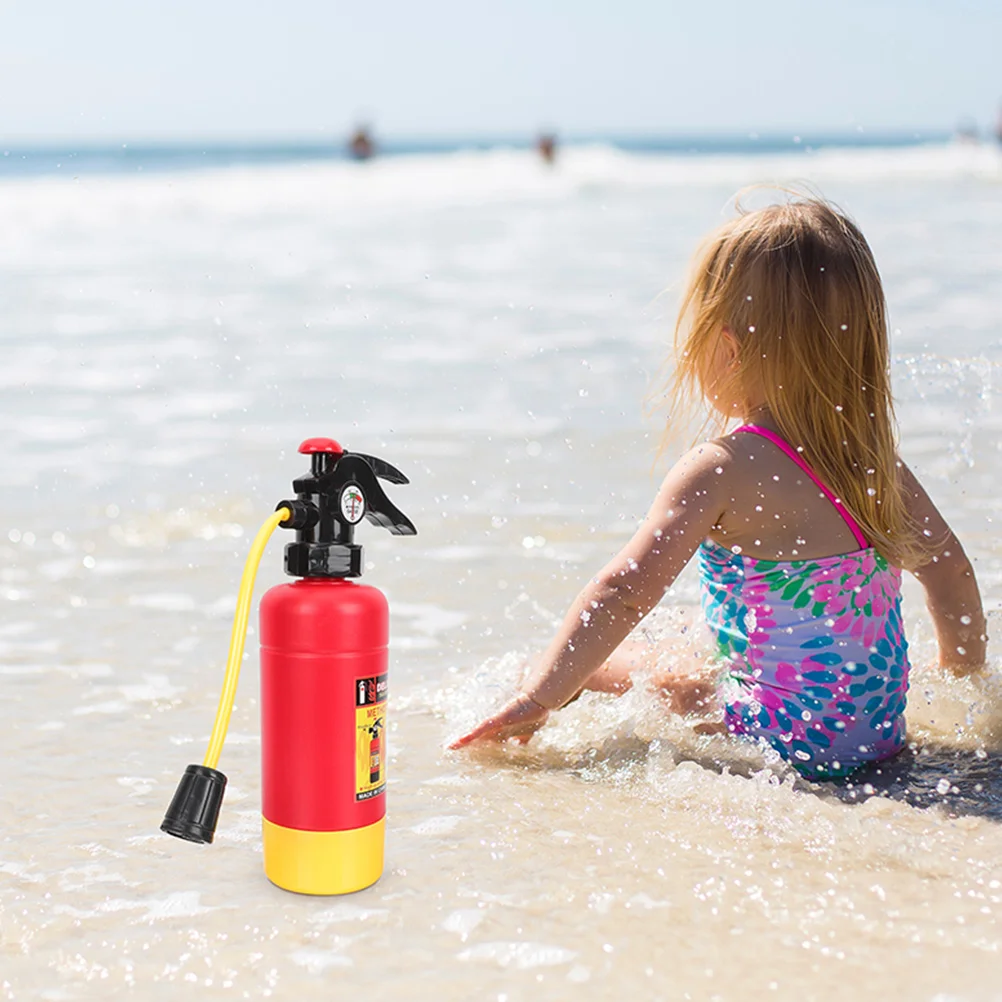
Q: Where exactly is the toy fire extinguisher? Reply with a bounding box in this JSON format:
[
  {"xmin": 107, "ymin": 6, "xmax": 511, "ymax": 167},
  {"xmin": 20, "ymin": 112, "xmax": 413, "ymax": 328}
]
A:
[{"xmin": 160, "ymin": 437, "xmax": 415, "ymax": 895}]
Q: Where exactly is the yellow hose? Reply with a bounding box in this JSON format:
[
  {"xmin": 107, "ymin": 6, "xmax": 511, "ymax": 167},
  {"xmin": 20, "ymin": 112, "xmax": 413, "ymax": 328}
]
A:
[{"xmin": 203, "ymin": 507, "xmax": 291, "ymax": 770}]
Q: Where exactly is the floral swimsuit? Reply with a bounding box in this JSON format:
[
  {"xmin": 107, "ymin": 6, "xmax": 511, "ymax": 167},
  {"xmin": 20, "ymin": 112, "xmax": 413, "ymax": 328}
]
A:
[{"xmin": 699, "ymin": 424, "xmax": 910, "ymax": 778}]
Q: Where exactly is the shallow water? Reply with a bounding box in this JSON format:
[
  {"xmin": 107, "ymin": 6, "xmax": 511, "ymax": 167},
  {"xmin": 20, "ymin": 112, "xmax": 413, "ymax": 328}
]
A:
[{"xmin": 2, "ymin": 141, "xmax": 1002, "ymax": 1000}]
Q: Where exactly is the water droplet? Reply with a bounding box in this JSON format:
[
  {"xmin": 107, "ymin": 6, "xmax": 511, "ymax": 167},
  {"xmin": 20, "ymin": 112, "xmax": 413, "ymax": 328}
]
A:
[
  {"xmin": 960, "ymin": 615, "xmax": 972, "ymax": 625},
  {"xmin": 936, "ymin": 778, "xmax": 951, "ymax": 795}
]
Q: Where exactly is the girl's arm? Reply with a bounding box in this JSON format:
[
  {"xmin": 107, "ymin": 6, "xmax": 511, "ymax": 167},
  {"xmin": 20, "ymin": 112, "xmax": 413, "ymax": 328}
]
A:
[
  {"xmin": 449, "ymin": 443, "xmax": 730, "ymax": 747},
  {"xmin": 901, "ymin": 462, "xmax": 987, "ymax": 674}
]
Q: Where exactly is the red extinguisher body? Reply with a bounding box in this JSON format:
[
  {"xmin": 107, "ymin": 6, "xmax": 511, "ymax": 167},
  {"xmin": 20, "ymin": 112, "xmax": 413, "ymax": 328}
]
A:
[{"xmin": 259, "ymin": 577, "xmax": 388, "ymax": 894}]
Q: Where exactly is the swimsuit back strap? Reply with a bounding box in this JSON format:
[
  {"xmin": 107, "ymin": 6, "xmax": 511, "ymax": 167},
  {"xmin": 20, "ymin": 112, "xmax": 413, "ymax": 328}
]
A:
[{"xmin": 733, "ymin": 424, "xmax": 869, "ymax": 550}]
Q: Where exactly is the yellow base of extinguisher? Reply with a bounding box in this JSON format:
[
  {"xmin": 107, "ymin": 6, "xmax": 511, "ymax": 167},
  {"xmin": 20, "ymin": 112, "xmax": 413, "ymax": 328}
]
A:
[{"xmin": 262, "ymin": 817, "xmax": 385, "ymax": 895}]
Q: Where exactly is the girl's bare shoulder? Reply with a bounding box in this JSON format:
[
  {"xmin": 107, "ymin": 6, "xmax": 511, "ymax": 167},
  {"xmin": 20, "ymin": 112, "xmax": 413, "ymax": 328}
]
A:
[
  {"xmin": 663, "ymin": 438, "xmax": 739, "ymax": 487},
  {"xmin": 696, "ymin": 431, "xmax": 773, "ymax": 482},
  {"xmin": 653, "ymin": 437, "xmax": 756, "ymax": 517}
]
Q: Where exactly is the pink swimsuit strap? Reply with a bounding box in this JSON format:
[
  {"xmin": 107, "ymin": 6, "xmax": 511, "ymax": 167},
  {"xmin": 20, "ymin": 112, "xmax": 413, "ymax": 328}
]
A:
[{"xmin": 733, "ymin": 424, "xmax": 869, "ymax": 550}]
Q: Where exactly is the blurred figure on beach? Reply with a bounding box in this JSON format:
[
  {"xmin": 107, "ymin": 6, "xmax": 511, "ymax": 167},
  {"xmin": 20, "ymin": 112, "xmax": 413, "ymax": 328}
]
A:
[
  {"xmin": 348, "ymin": 124, "xmax": 375, "ymax": 160},
  {"xmin": 536, "ymin": 131, "xmax": 557, "ymax": 165},
  {"xmin": 995, "ymin": 104, "xmax": 1002, "ymax": 145},
  {"xmin": 954, "ymin": 117, "xmax": 979, "ymax": 144}
]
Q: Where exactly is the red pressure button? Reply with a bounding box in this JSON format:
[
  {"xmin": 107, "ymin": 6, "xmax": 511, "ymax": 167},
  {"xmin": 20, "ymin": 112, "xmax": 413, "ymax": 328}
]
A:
[{"xmin": 298, "ymin": 437, "xmax": 344, "ymax": 457}]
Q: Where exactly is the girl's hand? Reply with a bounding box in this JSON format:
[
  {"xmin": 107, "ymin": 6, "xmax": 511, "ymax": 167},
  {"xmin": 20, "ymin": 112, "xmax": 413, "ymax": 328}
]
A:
[{"xmin": 448, "ymin": 693, "xmax": 550, "ymax": 749}]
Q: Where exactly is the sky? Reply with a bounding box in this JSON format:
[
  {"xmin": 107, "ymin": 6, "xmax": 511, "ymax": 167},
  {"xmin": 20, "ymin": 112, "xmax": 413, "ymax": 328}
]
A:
[{"xmin": 0, "ymin": 0, "xmax": 1000, "ymax": 141}]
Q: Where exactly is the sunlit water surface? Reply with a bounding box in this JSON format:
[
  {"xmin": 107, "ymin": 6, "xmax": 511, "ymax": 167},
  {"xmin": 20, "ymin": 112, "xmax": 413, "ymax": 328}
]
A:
[{"xmin": 2, "ymin": 142, "xmax": 1002, "ymax": 1000}]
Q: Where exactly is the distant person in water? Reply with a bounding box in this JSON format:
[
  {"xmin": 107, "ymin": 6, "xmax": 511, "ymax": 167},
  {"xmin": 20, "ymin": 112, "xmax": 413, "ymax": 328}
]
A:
[
  {"xmin": 451, "ymin": 194, "xmax": 987, "ymax": 781},
  {"xmin": 955, "ymin": 118, "xmax": 979, "ymax": 144},
  {"xmin": 348, "ymin": 126, "xmax": 375, "ymax": 161},
  {"xmin": 536, "ymin": 132, "xmax": 557, "ymax": 165},
  {"xmin": 995, "ymin": 105, "xmax": 1002, "ymax": 145}
]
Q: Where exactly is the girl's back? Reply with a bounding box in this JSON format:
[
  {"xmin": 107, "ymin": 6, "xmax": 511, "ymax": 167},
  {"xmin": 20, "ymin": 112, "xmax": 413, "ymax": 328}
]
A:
[{"xmin": 708, "ymin": 427, "xmax": 866, "ymax": 562}]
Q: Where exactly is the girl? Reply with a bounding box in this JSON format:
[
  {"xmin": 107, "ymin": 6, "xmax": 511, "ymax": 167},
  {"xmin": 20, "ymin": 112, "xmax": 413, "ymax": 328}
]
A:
[{"xmin": 451, "ymin": 196, "xmax": 987, "ymax": 779}]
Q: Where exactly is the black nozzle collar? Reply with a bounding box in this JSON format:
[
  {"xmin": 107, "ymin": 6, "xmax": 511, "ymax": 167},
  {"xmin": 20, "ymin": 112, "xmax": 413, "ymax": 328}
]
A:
[{"xmin": 161, "ymin": 764, "xmax": 227, "ymax": 844}]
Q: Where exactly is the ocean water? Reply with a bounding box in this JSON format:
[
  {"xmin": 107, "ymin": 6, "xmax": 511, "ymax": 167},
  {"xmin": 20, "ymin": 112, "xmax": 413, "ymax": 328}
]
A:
[
  {"xmin": 0, "ymin": 130, "xmax": 950, "ymax": 177},
  {"xmin": 2, "ymin": 138, "xmax": 1002, "ymax": 1000}
]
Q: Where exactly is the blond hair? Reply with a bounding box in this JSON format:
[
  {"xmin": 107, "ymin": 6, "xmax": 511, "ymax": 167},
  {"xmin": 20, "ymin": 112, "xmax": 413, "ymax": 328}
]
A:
[{"xmin": 665, "ymin": 194, "xmax": 926, "ymax": 569}]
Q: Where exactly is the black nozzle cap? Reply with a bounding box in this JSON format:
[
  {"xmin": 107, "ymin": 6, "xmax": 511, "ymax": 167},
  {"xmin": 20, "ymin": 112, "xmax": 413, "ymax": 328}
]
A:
[
  {"xmin": 276, "ymin": 499, "xmax": 318, "ymax": 531},
  {"xmin": 160, "ymin": 764, "xmax": 227, "ymax": 844}
]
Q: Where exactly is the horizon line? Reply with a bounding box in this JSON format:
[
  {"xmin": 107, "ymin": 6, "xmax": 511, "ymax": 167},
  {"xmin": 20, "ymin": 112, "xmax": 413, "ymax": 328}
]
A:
[{"xmin": 0, "ymin": 127, "xmax": 958, "ymax": 150}]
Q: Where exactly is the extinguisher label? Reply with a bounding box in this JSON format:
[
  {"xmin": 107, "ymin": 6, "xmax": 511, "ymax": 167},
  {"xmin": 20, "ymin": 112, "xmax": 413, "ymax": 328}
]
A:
[{"xmin": 355, "ymin": 673, "xmax": 387, "ymax": 801}]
